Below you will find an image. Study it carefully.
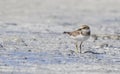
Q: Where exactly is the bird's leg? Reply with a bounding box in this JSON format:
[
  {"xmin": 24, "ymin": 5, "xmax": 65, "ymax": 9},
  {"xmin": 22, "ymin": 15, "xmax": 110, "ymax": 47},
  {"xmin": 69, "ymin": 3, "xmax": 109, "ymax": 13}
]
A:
[
  {"xmin": 75, "ymin": 41, "xmax": 79, "ymax": 53},
  {"xmin": 79, "ymin": 42, "xmax": 83, "ymax": 53}
]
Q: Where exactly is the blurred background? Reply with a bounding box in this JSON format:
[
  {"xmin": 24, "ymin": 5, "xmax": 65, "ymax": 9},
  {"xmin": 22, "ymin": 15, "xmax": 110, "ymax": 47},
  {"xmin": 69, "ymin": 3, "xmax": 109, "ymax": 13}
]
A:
[
  {"xmin": 0, "ymin": 0, "xmax": 120, "ymax": 34},
  {"xmin": 0, "ymin": 0, "xmax": 120, "ymax": 74}
]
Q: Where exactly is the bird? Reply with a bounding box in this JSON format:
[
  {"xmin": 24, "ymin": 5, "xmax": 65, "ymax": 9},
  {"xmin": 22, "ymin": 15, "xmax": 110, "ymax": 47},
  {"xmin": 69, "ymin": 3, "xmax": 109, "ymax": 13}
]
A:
[{"xmin": 63, "ymin": 25, "xmax": 90, "ymax": 53}]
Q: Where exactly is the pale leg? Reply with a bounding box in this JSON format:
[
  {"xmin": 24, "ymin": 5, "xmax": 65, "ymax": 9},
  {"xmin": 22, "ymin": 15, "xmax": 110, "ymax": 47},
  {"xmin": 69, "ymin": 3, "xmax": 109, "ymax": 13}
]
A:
[
  {"xmin": 79, "ymin": 42, "xmax": 83, "ymax": 53},
  {"xmin": 75, "ymin": 41, "xmax": 79, "ymax": 53}
]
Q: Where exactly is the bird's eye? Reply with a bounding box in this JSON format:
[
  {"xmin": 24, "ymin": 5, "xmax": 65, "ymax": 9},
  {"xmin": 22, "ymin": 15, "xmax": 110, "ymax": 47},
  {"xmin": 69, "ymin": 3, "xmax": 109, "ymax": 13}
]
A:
[{"xmin": 78, "ymin": 29, "xmax": 81, "ymax": 30}]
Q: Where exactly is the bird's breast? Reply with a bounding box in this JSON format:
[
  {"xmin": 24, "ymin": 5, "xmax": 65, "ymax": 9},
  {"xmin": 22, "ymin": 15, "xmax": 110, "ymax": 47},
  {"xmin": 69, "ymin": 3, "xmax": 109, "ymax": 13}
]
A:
[{"xmin": 70, "ymin": 34, "xmax": 90, "ymax": 41}]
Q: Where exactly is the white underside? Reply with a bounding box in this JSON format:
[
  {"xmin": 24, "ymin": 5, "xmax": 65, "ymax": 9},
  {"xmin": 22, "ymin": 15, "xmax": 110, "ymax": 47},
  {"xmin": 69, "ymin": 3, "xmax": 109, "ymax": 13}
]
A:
[{"xmin": 70, "ymin": 35, "xmax": 90, "ymax": 42}]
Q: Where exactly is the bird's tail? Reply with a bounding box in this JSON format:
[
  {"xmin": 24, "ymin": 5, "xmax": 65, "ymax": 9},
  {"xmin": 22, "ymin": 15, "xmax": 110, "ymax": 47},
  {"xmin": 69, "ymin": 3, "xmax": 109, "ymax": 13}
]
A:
[{"xmin": 63, "ymin": 31, "xmax": 70, "ymax": 34}]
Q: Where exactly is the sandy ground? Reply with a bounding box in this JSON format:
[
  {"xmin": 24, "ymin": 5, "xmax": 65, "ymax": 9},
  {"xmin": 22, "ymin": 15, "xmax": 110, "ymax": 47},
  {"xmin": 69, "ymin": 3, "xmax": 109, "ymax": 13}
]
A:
[{"xmin": 0, "ymin": 0, "xmax": 120, "ymax": 74}]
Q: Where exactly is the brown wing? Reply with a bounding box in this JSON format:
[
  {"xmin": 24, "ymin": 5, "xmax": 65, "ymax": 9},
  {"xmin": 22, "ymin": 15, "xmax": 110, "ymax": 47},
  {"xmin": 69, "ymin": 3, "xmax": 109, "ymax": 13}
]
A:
[{"xmin": 69, "ymin": 30, "xmax": 81, "ymax": 36}]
